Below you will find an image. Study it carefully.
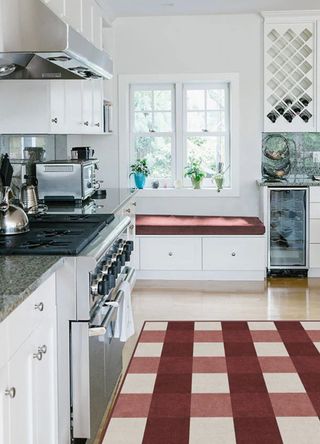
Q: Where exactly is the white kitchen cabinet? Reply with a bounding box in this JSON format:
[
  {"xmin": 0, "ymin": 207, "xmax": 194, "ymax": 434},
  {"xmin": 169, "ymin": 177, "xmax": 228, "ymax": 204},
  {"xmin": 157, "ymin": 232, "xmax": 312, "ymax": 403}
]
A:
[
  {"xmin": 0, "ymin": 273, "xmax": 58, "ymax": 444},
  {"xmin": 0, "ymin": 365, "xmax": 10, "ymax": 444},
  {"xmin": 92, "ymin": 5, "xmax": 103, "ymax": 50},
  {"xmin": 50, "ymin": 81, "xmax": 66, "ymax": 132},
  {"xmin": 40, "ymin": 0, "xmax": 65, "ymax": 18},
  {"xmin": 64, "ymin": 80, "xmax": 83, "ymax": 133},
  {"xmin": 263, "ymin": 13, "xmax": 317, "ymax": 132},
  {"xmin": 65, "ymin": 0, "xmax": 82, "ymax": 33},
  {"xmin": 203, "ymin": 237, "xmax": 265, "ymax": 271},
  {"xmin": 0, "ymin": 81, "xmax": 50, "ymax": 134},
  {"xmin": 81, "ymin": 80, "xmax": 93, "ymax": 132},
  {"xmin": 81, "ymin": 0, "xmax": 93, "ymax": 42},
  {"xmin": 92, "ymin": 80, "xmax": 104, "ymax": 130},
  {"xmin": 140, "ymin": 237, "xmax": 202, "ymax": 271}
]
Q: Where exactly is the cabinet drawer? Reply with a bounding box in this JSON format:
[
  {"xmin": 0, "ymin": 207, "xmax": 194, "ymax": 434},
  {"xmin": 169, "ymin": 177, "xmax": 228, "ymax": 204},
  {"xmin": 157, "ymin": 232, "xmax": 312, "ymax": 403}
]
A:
[
  {"xmin": 310, "ymin": 244, "xmax": 320, "ymax": 268},
  {"xmin": 310, "ymin": 187, "xmax": 320, "ymax": 203},
  {"xmin": 7, "ymin": 274, "xmax": 56, "ymax": 358},
  {"xmin": 310, "ymin": 219, "xmax": 320, "ymax": 243},
  {"xmin": 140, "ymin": 237, "xmax": 202, "ymax": 270},
  {"xmin": 203, "ymin": 237, "xmax": 265, "ymax": 271},
  {"xmin": 0, "ymin": 321, "xmax": 8, "ymax": 369},
  {"xmin": 310, "ymin": 203, "xmax": 320, "ymax": 219}
]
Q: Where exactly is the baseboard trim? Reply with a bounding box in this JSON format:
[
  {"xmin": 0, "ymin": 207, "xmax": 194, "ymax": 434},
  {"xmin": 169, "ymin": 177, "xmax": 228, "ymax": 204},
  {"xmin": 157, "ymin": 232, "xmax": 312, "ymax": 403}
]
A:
[{"xmin": 136, "ymin": 270, "xmax": 266, "ymax": 281}]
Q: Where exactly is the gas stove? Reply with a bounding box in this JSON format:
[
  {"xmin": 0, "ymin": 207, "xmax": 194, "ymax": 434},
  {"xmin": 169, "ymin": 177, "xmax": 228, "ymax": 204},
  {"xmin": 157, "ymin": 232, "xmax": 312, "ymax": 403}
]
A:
[{"xmin": 0, "ymin": 213, "xmax": 115, "ymax": 255}]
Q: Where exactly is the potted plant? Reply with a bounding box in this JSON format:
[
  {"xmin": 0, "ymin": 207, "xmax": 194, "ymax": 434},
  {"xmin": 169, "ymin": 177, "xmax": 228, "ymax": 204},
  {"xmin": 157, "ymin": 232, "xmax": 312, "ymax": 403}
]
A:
[
  {"xmin": 212, "ymin": 162, "xmax": 230, "ymax": 192},
  {"xmin": 184, "ymin": 159, "xmax": 206, "ymax": 189},
  {"xmin": 129, "ymin": 158, "xmax": 150, "ymax": 189}
]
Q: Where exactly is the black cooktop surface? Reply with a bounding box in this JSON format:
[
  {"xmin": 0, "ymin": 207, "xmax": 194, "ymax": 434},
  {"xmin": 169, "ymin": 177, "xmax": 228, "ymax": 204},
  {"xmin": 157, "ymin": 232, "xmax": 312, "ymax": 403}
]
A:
[{"xmin": 0, "ymin": 213, "xmax": 115, "ymax": 256}]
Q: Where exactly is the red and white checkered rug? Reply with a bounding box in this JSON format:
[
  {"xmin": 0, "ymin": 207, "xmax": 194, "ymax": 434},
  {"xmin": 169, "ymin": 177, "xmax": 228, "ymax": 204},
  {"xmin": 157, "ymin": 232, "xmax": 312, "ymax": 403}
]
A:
[{"xmin": 103, "ymin": 321, "xmax": 320, "ymax": 444}]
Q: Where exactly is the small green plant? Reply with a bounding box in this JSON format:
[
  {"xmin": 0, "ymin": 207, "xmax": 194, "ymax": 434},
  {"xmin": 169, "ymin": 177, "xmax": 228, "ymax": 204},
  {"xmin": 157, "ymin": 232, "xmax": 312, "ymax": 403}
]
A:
[
  {"xmin": 184, "ymin": 159, "xmax": 205, "ymax": 189},
  {"xmin": 184, "ymin": 159, "xmax": 206, "ymax": 181},
  {"xmin": 129, "ymin": 158, "xmax": 151, "ymax": 177}
]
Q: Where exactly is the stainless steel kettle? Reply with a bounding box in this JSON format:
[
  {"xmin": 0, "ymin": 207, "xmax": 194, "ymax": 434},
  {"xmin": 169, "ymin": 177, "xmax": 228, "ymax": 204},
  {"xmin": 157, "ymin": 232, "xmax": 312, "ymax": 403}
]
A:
[
  {"xmin": 0, "ymin": 186, "xmax": 29, "ymax": 235},
  {"xmin": 0, "ymin": 154, "xmax": 29, "ymax": 235}
]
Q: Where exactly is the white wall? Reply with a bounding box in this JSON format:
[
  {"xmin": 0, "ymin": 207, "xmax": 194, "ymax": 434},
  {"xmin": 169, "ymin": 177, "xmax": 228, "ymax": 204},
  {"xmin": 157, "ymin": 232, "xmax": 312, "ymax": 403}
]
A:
[{"xmin": 113, "ymin": 14, "xmax": 263, "ymax": 216}]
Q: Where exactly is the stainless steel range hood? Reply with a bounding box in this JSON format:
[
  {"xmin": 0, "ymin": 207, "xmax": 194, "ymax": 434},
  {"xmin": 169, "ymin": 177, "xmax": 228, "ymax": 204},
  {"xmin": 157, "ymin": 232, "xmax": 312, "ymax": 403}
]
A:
[{"xmin": 0, "ymin": 0, "xmax": 113, "ymax": 80}]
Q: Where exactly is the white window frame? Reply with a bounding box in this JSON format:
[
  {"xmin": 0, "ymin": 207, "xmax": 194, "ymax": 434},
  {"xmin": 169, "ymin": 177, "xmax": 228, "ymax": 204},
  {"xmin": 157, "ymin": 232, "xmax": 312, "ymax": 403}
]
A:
[
  {"xmin": 119, "ymin": 73, "xmax": 240, "ymax": 197},
  {"xmin": 129, "ymin": 83, "xmax": 176, "ymax": 187},
  {"xmin": 183, "ymin": 82, "xmax": 231, "ymax": 188}
]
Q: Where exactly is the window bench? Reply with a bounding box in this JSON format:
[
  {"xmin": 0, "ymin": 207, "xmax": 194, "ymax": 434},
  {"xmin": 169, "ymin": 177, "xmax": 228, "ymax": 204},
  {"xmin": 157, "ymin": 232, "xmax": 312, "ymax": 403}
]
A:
[{"xmin": 135, "ymin": 215, "xmax": 266, "ymax": 281}]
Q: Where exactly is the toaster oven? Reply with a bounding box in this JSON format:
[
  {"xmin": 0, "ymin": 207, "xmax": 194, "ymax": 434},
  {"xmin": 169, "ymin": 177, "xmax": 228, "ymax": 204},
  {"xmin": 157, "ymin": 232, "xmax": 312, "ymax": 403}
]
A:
[{"xmin": 36, "ymin": 159, "xmax": 99, "ymax": 202}]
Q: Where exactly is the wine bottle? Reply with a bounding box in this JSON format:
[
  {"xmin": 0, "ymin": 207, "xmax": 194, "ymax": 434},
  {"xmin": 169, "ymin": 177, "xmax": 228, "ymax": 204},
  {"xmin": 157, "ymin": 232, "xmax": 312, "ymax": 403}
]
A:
[
  {"xmin": 300, "ymin": 97, "xmax": 309, "ymax": 107},
  {"xmin": 275, "ymin": 105, "xmax": 285, "ymax": 115},
  {"xmin": 284, "ymin": 97, "xmax": 293, "ymax": 106},
  {"xmin": 283, "ymin": 112, "xmax": 293, "ymax": 122},
  {"xmin": 300, "ymin": 113, "xmax": 310, "ymax": 123},
  {"xmin": 267, "ymin": 112, "xmax": 278, "ymax": 123}
]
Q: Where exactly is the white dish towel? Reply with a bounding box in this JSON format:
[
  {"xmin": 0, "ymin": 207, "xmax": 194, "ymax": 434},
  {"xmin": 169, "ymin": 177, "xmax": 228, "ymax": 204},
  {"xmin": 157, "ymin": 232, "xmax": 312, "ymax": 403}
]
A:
[{"xmin": 114, "ymin": 279, "xmax": 135, "ymax": 342}]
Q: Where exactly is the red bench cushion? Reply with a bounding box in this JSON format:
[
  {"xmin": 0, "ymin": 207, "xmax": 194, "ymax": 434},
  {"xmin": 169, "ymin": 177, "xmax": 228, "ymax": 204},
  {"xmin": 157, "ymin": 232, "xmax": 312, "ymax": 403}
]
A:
[{"xmin": 136, "ymin": 215, "xmax": 265, "ymax": 236}]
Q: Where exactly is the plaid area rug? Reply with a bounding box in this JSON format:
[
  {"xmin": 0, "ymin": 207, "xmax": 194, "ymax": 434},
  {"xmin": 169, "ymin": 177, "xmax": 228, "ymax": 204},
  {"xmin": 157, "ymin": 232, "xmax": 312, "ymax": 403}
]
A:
[{"xmin": 103, "ymin": 321, "xmax": 320, "ymax": 444}]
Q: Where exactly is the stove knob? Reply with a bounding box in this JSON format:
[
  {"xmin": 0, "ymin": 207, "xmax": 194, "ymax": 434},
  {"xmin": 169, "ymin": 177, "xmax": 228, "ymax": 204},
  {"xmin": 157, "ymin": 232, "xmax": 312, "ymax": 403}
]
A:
[
  {"xmin": 120, "ymin": 252, "xmax": 126, "ymax": 266},
  {"xmin": 127, "ymin": 241, "xmax": 134, "ymax": 252},
  {"xmin": 98, "ymin": 278, "xmax": 109, "ymax": 296},
  {"xmin": 108, "ymin": 273, "xmax": 116, "ymax": 290}
]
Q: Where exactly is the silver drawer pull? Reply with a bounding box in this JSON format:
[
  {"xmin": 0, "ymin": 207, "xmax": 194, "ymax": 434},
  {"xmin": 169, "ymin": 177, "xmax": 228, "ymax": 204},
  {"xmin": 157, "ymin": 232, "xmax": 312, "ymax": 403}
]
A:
[
  {"xmin": 168, "ymin": 252, "xmax": 173, "ymax": 257},
  {"xmin": 83, "ymin": 121, "xmax": 89, "ymax": 126},
  {"xmin": 5, "ymin": 387, "xmax": 16, "ymax": 398},
  {"xmin": 33, "ymin": 351, "xmax": 43, "ymax": 361},
  {"xmin": 34, "ymin": 302, "xmax": 44, "ymax": 312},
  {"xmin": 89, "ymin": 327, "xmax": 106, "ymax": 337},
  {"xmin": 94, "ymin": 122, "xmax": 100, "ymax": 127},
  {"xmin": 51, "ymin": 117, "xmax": 58, "ymax": 124},
  {"xmin": 231, "ymin": 252, "xmax": 236, "ymax": 257},
  {"xmin": 132, "ymin": 202, "xmax": 137, "ymax": 206},
  {"xmin": 126, "ymin": 208, "xmax": 131, "ymax": 213},
  {"xmin": 38, "ymin": 345, "xmax": 47, "ymax": 354}
]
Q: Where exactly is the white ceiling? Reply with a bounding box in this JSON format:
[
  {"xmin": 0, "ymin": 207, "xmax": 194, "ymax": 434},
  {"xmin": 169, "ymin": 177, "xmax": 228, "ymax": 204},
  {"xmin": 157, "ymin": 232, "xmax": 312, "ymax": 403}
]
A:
[{"xmin": 100, "ymin": 0, "xmax": 320, "ymax": 20}]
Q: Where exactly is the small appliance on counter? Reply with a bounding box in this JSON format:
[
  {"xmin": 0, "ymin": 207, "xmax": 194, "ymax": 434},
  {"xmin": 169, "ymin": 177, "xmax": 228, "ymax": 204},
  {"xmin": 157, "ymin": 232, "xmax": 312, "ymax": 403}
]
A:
[
  {"xmin": 36, "ymin": 159, "xmax": 99, "ymax": 202},
  {"xmin": 71, "ymin": 146, "xmax": 95, "ymax": 160}
]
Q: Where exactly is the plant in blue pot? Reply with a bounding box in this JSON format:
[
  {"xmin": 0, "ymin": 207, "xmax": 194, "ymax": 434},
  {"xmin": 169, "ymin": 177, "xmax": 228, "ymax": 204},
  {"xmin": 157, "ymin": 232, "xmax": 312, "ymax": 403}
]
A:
[{"xmin": 129, "ymin": 158, "xmax": 151, "ymax": 189}]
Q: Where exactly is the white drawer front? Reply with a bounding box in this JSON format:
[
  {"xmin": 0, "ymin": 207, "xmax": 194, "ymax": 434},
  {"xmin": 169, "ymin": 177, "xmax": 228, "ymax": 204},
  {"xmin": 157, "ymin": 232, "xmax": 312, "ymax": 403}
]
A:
[
  {"xmin": 140, "ymin": 237, "xmax": 202, "ymax": 270},
  {"xmin": 203, "ymin": 237, "xmax": 265, "ymax": 271},
  {"xmin": 310, "ymin": 187, "xmax": 320, "ymax": 203},
  {"xmin": 310, "ymin": 244, "xmax": 320, "ymax": 268},
  {"xmin": 310, "ymin": 203, "xmax": 320, "ymax": 219},
  {"xmin": 310, "ymin": 219, "xmax": 320, "ymax": 243},
  {"xmin": 7, "ymin": 274, "xmax": 56, "ymax": 357},
  {"xmin": 0, "ymin": 320, "xmax": 8, "ymax": 368}
]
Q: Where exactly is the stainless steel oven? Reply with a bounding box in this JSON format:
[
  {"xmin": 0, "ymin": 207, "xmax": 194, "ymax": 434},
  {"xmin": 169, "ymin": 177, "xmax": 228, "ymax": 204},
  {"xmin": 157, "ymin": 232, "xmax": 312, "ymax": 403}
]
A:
[{"xmin": 70, "ymin": 216, "xmax": 135, "ymax": 442}]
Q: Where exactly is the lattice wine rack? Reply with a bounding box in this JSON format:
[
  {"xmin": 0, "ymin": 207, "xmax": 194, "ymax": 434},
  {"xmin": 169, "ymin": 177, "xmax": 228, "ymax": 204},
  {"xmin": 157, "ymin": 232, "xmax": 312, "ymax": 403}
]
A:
[{"xmin": 264, "ymin": 23, "xmax": 315, "ymax": 131}]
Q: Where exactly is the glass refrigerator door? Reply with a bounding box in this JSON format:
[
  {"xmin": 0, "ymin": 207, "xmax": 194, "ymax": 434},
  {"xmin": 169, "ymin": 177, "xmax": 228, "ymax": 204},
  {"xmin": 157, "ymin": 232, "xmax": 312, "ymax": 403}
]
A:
[{"xmin": 269, "ymin": 188, "xmax": 307, "ymax": 268}]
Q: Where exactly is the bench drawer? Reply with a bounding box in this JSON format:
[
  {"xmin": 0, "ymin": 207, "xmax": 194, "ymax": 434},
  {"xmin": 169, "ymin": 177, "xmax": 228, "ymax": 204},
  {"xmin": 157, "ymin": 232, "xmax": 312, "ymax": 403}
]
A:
[
  {"xmin": 310, "ymin": 219, "xmax": 320, "ymax": 243},
  {"xmin": 310, "ymin": 187, "xmax": 320, "ymax": 203},
  {"xmin": 140, "ymin": 237, "xmax": 202, "ymax": 270},
  {"xmin": 203, "ymin": 237, "xmax": 265, "ymax": 271},
  {"xmin": 310, "ymin": 203, "xmax": 320, "ymax": 219},
  {"xmin": 310, "ymin": 244, "xmax": 320, "ymax": 268}
]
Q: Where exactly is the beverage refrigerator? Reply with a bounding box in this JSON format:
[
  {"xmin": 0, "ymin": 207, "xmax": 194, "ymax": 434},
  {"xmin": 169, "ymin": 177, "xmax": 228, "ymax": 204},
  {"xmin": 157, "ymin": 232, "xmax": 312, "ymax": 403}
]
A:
[{"xmin": 267, "ymin": 187, "xmax": 309, "ymax": 274}]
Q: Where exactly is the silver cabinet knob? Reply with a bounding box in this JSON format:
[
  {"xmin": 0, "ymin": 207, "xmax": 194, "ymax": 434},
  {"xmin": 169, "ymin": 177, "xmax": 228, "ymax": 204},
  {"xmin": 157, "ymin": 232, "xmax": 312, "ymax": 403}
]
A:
[
  {"xmin": 94, "ymin": 122, "xmax": 100, "ymax": 127},
  {"xmin": 84, "ymin": 121, "xmax": 89, "ymax": 126},
  {"xmin": 168, "ymin": 252, "xmax": 173, "ymax": 256},
  {"xmin": 51, "ymin": 117, "xmax": 58, "ymax": 124},
  {"xmin": 126, "ymin": 208, "xmax": 131, "ymax": 213},
  {"xmin": 231, "ymin": 252, "xmax": 236, "ymax": 257},
  {"xmin": 132, "ymin": 202, "xmax": 137, "ymax": 207},
  {"xmin": 38, "ymin": 345, "xmax": 47, "ymax": 354},
  {"xmin": 33, "ymin": 351, "xmax": 43, "ymax": 361},
  {"xmin": 5, "ymin": 387, "xmax": 16, "ymax": 398},
  {"xmin": 34, "ymin": 302, "xmax": 44, "ymax": 312}
]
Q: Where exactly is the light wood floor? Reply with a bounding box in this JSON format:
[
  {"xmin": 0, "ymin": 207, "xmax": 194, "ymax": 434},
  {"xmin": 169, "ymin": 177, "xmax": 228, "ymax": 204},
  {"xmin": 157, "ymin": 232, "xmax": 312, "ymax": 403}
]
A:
[{"xmin": 123, "ymin": 278, "xmax": 320, "ymax": 370}]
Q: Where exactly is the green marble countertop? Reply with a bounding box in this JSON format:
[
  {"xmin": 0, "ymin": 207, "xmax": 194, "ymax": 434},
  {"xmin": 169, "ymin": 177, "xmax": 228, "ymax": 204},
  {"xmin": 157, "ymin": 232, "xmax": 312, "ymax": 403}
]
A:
[
  {"xmin": 0, "ymin": 256, "xmax": 63, "ymax": 323},
  {"xmin": 257, "ymin": 179, "xmax": 320, "ymax": 187}
]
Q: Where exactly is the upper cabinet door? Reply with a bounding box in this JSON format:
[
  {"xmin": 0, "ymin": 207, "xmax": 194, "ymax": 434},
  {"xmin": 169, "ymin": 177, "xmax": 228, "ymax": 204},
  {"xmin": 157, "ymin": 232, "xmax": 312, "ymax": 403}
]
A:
[
  {"xmin": 92, "ymin": 80, "xmax": 104, "ymax": 132},
  {"xmin": 92, "ymin": 5, "xmax": 103, "ymax": 50},
  {"xmin": 82, "ymin": 0, "xmax": 93, "ymax": 42},
  {"xmin": 50, "ymin": 81, "xmax": 66, "ymax": 133},
  {"xmin": 40, "ymin": 0, "xmax": 65, "ymax": 18},
  {"xmin": 64, "ymin": 81, "xmax": 83, "ymax": 134},
  {"xmin": 264, "ymin": 21, "xmax": 316, "ymax": 132},
  {"xmin": 81, "ymin": 80, "xmax": 93, "ymax": 133},
  {"xmin": 0, "ymin": 81, "xmax": 50, "ymax": 134},
  {"xmin": 65, "ymin": 0, "xmax": 82, "ymax": 33}
]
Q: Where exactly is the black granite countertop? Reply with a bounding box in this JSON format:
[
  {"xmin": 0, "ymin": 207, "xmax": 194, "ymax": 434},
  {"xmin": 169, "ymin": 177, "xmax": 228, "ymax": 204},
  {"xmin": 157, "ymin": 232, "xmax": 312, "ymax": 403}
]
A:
[
  {"xmin": 0, "ymin": 256, "xmax": 63, "ymax": 323},
  {"xmin": 45, "ymin": 188, "xmax": 138, "ymax": 215}
]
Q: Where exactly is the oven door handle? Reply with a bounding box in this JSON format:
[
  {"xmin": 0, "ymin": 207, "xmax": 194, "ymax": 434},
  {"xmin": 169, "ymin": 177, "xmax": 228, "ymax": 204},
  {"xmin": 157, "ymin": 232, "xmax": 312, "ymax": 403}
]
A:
[{"xmin": 122, "ymin": 266, "xmax": 136, "ymax": 289}]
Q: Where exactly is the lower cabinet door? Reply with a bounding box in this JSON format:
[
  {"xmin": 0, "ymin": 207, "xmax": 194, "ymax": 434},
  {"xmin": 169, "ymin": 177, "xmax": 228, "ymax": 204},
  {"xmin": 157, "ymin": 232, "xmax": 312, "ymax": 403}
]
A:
[
  {"xmin": 310, "ymin": 244, "xmax": 320, "ymax": 268},
  {"xmin": 8, "ymin": 337, "xmax": 34, "ymax": 444},
  {"xmin": 140, "ymin": 237, "xmax": 202, "ymax": 270},
  {"xmin": 203, "ymin": 237, "xmax": 265, "ymax": 271},
  {"xmin": 32, "ymin": 317, "xmax": 58, "ymax": 444},
  {"xmin": 0, "ymin": 365, "xmax": 10, "ymax": 444}
]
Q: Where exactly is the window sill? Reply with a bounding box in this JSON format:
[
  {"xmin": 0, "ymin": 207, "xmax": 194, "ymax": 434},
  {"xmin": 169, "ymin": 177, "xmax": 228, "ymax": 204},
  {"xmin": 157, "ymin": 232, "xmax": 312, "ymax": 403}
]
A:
[{"xmin": 136, "ymin": 188, "xmax": 240, "ymax": 198}]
